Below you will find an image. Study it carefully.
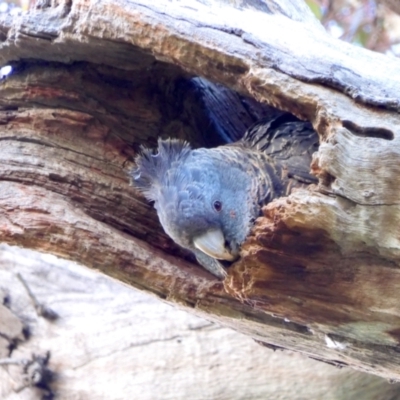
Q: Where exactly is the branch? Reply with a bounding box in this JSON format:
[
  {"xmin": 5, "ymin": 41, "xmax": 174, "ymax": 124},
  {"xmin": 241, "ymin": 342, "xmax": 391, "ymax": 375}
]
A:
[
  {"xmin": 0, "ymin": 0, "xmax": 400, "ymax": 381},
  {"xmin": 2, "ymin": 245, "xmax": 398, "ymax": 398},
  {"xmin": 0, "ymin": 0, "xmax": 399, "ymax": 113}
]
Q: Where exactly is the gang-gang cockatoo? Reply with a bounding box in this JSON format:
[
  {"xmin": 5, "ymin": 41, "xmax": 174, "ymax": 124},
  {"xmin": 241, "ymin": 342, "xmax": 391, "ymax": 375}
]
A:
[{"xmin": 132, "ymin": 113, "xmax": 319, "ymax": 279}]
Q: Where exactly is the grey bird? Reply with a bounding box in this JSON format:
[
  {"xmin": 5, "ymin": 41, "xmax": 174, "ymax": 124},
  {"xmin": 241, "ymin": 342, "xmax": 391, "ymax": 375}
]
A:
[{"xmin": 132, "ymin": 113, "xmax": 319, "ymax": 279}]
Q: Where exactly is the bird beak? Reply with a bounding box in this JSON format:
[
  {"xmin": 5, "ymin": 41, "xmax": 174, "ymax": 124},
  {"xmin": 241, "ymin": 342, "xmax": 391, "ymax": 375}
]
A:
[{"xmin": 193, "ymin": 229, "xmax": 238, "ymax": 261}]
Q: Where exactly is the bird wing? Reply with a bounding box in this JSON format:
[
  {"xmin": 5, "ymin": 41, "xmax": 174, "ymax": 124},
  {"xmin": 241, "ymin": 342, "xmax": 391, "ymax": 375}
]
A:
[{"xmin": 236, "ymin": 113, "xmax": 319, "ymax": 196}]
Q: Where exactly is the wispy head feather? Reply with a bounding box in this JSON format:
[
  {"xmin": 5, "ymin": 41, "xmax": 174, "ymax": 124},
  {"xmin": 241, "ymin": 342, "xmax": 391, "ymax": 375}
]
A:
[{"xmin": 131, "ymin": 138, "xmax": 192, "ymax": 201}]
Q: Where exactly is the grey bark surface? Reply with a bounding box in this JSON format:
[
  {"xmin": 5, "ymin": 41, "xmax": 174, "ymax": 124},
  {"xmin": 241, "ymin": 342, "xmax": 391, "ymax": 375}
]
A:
[
  {"xmin": 0, "ymin": 0, "xmax": 399, "ymax": 383},
  {"xmin": 1, "ymin": 245, "xmax": 400, "ymax": 400}
]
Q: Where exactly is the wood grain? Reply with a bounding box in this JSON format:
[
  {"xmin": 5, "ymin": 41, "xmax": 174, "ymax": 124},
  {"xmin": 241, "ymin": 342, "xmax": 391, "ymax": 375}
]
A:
[{"xmin": 0, "ymin": 0, "xmax": 399, "ymax": 381}]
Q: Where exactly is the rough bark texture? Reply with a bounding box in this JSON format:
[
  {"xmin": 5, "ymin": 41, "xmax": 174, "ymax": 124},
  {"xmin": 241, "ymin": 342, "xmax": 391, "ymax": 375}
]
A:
[
  {"xmin": 3, "ymin": 245, "xmax": 400, "ymax": 400},
  {"xmin": 0, "ymin": 0, "xmax": 400, "ymax": 383}
]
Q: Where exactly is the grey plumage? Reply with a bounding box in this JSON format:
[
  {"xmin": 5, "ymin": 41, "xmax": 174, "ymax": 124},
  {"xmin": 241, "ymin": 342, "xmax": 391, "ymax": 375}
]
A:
[{"xmin": 132, "ymin": 114, "xmax": 318, "ymax": 279}]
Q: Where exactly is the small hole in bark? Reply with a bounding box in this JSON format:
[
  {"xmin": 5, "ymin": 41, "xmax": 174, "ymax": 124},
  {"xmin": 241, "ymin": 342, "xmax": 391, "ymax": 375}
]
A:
[
  {"xmin": 48, "ymin": 173, "xmax": 69, "ymax": 183},
  {"xmin": 343, "ymin": 120, "xmax": 394, "ymax": 141}
]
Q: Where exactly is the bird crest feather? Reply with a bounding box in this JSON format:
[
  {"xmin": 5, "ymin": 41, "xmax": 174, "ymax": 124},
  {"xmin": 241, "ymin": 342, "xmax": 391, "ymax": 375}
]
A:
[{"xmin": 132, "ymin": 138, "xmax": 192, "ymax": 201}]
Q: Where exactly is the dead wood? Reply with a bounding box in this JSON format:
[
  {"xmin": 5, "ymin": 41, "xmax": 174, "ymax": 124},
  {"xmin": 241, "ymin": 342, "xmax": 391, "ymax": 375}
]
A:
[
  {"xmin": 2, "ymin": 245, "xmax": 400, "ymax": 399},
  {"xmin": 0, "ymin": 0, "xmax": 399, "ymax": 381}
]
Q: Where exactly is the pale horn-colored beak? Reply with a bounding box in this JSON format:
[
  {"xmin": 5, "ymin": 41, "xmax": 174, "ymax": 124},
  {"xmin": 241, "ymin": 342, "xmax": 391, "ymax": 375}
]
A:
[{"xmin": 193, "ymin": 229, "xmax": 238, "ymax": 261}]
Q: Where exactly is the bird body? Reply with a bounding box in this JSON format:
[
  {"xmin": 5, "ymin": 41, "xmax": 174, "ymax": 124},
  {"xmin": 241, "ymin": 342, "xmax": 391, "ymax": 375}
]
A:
[{"xmin": 133, "ymin": 114, "xmax": 318, "ymax": 279}]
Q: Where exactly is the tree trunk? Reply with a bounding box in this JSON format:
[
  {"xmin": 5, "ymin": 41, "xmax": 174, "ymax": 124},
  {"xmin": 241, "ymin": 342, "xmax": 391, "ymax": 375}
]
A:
[
  {"xmin": 2, "ymin": 244, "xmax": 399, "ymax": 399},
  {"xmin": 1, "ymin": 0, "xmax": 400, "ymax": 382}
]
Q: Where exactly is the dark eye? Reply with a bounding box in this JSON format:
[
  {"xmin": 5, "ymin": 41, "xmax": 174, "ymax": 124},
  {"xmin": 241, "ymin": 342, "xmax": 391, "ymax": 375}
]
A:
[{"xmin": 213, "ymin": 201, "xmax": 222, "ymax": 212}]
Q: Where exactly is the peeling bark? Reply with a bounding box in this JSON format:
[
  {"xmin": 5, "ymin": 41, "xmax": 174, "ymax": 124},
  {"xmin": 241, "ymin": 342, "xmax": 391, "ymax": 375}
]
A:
[{"xmin": 0, "ymin": 0, "xmax": 399, "ymax": 382}]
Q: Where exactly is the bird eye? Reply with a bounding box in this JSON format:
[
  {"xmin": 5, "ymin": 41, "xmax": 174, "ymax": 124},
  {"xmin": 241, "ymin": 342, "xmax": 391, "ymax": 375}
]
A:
[{"xmin": 213, "ymin": 201, "xmax": 222, "ymax": 212}]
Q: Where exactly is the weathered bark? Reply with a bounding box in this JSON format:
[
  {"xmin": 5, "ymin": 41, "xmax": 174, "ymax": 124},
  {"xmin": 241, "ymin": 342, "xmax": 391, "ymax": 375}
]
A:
[
  {"xmin": 1, "ymin": 0, "xmax": 400, "ymax": 382},
  {"xmin": 3, "ymin": 245, "xmax": 400, "ymax": 400}
]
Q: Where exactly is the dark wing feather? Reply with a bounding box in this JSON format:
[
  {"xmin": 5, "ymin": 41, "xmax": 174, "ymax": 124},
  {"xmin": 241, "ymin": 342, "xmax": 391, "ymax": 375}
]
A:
[{"xmin": 240, "ymin": 113, "xmax": 319, "ymax": 186}]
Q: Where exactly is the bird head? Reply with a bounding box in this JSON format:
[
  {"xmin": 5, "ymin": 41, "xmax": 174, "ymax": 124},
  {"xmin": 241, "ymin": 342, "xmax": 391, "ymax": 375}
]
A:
[{"xmin": 132, "ymin": 139, "xmax": 258, "ymax": 263}]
